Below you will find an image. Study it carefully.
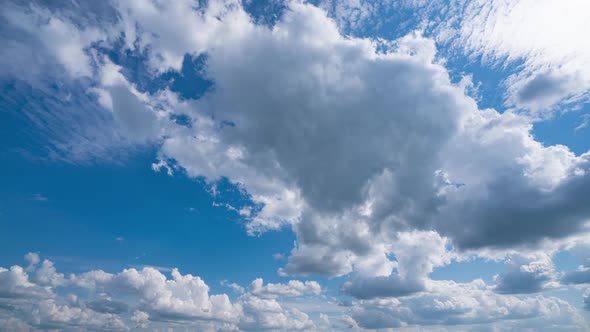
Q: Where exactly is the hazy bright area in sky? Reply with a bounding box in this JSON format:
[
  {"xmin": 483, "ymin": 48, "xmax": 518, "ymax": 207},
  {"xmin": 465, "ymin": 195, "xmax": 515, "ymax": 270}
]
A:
[{"xmin": 2, "ymin": 0, "xmax": 590, "ymax": 331}]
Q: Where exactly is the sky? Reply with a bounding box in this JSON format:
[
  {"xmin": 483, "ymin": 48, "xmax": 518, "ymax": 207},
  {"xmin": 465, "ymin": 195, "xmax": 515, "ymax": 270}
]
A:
[{"xmin": 1, "ymin": 0, "xmax": 590, "ymax": 331}]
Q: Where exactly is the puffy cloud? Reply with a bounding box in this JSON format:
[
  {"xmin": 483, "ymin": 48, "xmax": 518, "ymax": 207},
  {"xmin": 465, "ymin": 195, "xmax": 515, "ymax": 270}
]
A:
[
  {"xmin": 434, "ymin": 109, "xmax": 590, "ymax": 249},
  {"xmin": 74, "ymin": 266, "xmax": 241, "ymax": 323},
  {"xmin": 237, "ymin": 294, "xmax": 315, "ymax": 331},
  {"xmin": 22, "ymin": 299, "xmax": 128, "ymax": 331},
  {"xmin": 31, "ymin": 259, "xmax": 66, "ymax": 288},
  {"xmin": 23, "ymin": 252, "xmax": 39, "ymax": 269},
  {"xmin": 0, "ymin": 265, "xmax": 52, "ymax": 299},
  {"xmin": 151, "ymin": 3, "xmax": 464, "ymax": 241},
  {"xmin": 110, "ymin": 0, "xmax": 242, "ymax": 73},
  {"xmin": 0, "ymin": 254, "xmax": 325, "ymax": 331},
  {"xmin": 341, "ymin": 231, "xmax": 452, "ymax": 299},
  {"xmin": 350, "ymin": 279, "xmax": 586, "ymax": 330},
  {"xmin": 493, "ymin": 254, "xmax": 557, "ymax": 294},
  {"xmin": 0, "ymin": 255, "xmax": 128, "ymax": 330},
  {"xmin": 248, "ymin": 278, "xmax": 321, "ymax": 299},
  {"xmin": 130, "ymin": 310, "xmax": 149, "ymax": 328},
  {"xmin": 75, "ymin": 267, "xmax": 321, "ymax": 330}
]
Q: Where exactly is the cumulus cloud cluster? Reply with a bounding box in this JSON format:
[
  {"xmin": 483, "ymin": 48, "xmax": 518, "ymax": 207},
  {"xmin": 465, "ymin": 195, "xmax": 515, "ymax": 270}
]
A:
[
  {"xmin": 2, "ymin": 253, "xmax": 588, "ymax": 331},
  {"xmin": 0, "ymin": 253, "xmax": 322, "ymax": 331},
  {"xmin": 2, "ymin": 0, "xmax": 590, "ymax": 330},
  {"xmin": 350, "ymin": 278, "xmax": 586, "ymax": 330}
]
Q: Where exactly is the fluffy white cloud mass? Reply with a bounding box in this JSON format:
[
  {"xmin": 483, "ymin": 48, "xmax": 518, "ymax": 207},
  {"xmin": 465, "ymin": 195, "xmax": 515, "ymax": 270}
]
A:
[
  {"xmin": 2, "ymin": 0, "xmax": 590, "ymax": 330},
  {"xmin": 351, "ymin": 279, "xmax": 586, "ymax": 330},
  {"xmin": 2, "ymin": 254, "xmax": 588, "ymax": 331},
  {"xmin": 0, "ymin": 254, "xmax": 323, "ymax": 331}
]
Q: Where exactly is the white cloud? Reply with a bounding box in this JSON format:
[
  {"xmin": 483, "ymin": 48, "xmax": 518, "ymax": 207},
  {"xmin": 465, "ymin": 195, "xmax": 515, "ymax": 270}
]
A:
[
  {"xmin": 435, "ymin": 0, "xmax": 590, "ymax": 112},
  {"xmin": 493, "ymin": 254, "xmax": 558, "ymax": 294},
  {"xmin": 74, "ymin": 266, "xmax": 240, "ymax": 323},
  {"xmin": 130, "ymin": 310, "xmax": 149, "ymax": 328},
  {"xmin": 24, "ymin": 252, "xmax": 40, "ymax": 270},
  {"xmin": 31, "ymin": 259, "xmax": 66, "ymax": 288},
  {"xmin": 351, "ymin": 279, "xmax": 587, "ymax": 330},
  {"xmin": 26, "ymin": 252, "xmax": 576, "ymax": 330},
  {"xmin": 112, "ymin": 0, "xmax": 250, "ymax": 73},
  {"xmin": 22, "ymin": 299, "xmax": 129, "ymax": 331},
  {"xmin": 248, "ymin": 278, "xmax": 321, "ymax": 299},
  {"xmin": 323, "ymin": 0, "xmax": 590, "ymax": 113},
  {"xmin": 1, "ymin": 254, "xmax": 325, "ymax": 331},
  {"xmin": 341, "ymin": 231, "xmax": 452, "ymax": 299},
  {"xmin": 237, "ymin": 294, "xmax": 316, "ymax": 331},
  {"xmin": 0, "ymin": 257, "xmax": 127, "ymax": 331},
  {"xmin": 0, "ymin": 265, "xmax": 52, "ymax": 299}
]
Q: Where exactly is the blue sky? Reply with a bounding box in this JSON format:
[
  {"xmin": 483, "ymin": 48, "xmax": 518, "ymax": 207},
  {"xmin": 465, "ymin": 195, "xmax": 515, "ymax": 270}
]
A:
[{"xmin": 2, "ymin": 0, "xmax": 590, "ymax": 331}]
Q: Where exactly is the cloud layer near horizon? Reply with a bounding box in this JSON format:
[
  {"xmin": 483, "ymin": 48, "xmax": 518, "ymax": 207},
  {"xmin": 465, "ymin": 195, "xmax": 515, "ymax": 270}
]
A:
[{"xmin": 1, "ymin": 253, "xmax": 587, "ymax": 331}]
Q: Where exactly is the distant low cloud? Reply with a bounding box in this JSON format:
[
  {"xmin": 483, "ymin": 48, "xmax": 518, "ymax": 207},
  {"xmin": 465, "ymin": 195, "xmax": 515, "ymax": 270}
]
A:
[
  {"xmin": 351, "ymin": 279, "xmax": 586, "ymax": 330},
  {"xmin": 3, "ymin": 253, "xmax": 585, "ymax": 331},
  {"xmin": 493, "ymin": 254, "xmax": 557, "ymax": 294},
  {"xmin": 0, "ymin": 253, "xmax": 323, "ymax": 331},
  {"xmin": 562, "ymin": 265, "xmax": 590, "ymax": 285}
]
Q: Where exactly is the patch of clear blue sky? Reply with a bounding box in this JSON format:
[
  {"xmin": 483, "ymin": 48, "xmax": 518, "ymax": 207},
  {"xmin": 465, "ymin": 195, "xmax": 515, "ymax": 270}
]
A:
[{"xmin": 533, "ymin": 103, "xmax": 590, "ymax": 156}]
